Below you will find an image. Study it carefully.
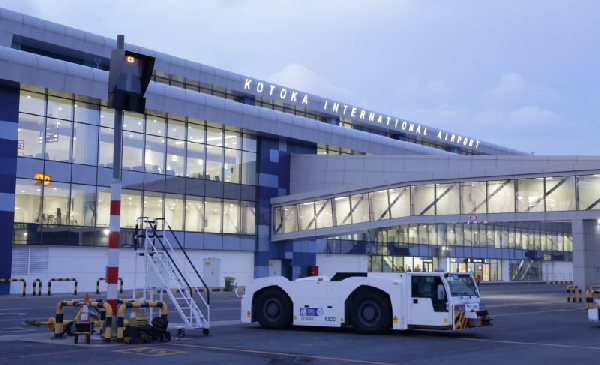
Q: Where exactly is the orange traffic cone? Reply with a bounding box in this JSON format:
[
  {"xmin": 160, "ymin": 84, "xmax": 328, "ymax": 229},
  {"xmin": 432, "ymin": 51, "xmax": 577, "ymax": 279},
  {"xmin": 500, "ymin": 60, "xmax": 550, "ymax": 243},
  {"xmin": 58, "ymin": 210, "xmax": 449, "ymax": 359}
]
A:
[{"xmin": 81, "ymin": 293, "xmax": 90, "ymax": 322}]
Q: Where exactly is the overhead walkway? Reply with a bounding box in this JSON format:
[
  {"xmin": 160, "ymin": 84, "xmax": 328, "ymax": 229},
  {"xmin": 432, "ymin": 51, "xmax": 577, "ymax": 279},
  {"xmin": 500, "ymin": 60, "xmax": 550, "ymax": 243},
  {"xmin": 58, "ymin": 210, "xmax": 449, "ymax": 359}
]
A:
[{"xmin": 271, "ymin": 171, "xmax": 600, "ymax": 242}]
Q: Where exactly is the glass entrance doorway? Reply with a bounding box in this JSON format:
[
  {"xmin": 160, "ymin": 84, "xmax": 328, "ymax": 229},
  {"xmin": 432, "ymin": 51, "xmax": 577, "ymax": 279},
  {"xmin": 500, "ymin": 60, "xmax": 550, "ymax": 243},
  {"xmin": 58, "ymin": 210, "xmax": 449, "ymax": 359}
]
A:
[{"xmin": 449, "ymin": 258, "xmax": 500, "ymax": 281}]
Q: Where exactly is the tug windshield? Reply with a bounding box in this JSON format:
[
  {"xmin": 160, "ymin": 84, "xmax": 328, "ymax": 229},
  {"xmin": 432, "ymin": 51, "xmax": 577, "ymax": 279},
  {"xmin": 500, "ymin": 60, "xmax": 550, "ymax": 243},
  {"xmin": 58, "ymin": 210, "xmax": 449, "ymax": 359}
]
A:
[{"xmin": 446, "ymin": 274, "xmax": 478, "ymax": 297}]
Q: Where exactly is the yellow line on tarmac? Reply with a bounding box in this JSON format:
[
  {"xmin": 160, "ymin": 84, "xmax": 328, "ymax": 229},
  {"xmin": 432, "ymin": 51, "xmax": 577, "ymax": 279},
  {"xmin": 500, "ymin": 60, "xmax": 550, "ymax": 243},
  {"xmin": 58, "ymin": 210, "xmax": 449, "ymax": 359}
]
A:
[
  {"xmin": 492, "ymin": 308, "xmax": 582, "ymax": 317},
  {"xmin": 461, "ymin": 338, "xmax": 600, "ymax": 351},
  {"xmin": 172, "ymin": 343, "xmax": 397, "ymax": 365}
]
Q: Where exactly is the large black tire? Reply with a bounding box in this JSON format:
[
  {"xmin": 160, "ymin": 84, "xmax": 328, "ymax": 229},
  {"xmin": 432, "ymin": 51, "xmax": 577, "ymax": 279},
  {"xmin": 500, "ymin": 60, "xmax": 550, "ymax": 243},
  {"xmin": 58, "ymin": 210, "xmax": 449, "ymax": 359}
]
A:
[
  {"xmin": 254, "ymin": 287, "xmax": 293, "ymax": 329},
  {"xmin": 350, "ymin": 290, "xmax": 392, "ymax": 334}
]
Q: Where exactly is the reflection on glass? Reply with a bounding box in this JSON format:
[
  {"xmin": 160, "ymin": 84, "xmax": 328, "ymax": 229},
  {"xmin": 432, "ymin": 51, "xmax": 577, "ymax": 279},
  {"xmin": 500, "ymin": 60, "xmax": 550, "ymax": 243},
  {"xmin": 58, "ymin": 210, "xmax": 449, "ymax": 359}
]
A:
[
  {"xmin": 206, "ymin": 145, "xmax": 223, "ymax": 181},
  {"xmin": 123, "ymin": 132, "xmax": 144, "ymax": 171},
  {"xmin": 96, "ymin": 188, "xmax": 110, "ymax": 227},
  {"xmin": 351, "ymin": 193, "xmax": 370, "ymax": 224},
  {"xmin": 72, "ymin": 123, "xmax": 98, "ymax": 165},
  {"xmin": 74, "ymin": 101, "xmax": 100, "ymax": 125},
  {"xmin": 242, "ymin": 151, "xmax": 256, "ymax": 185},
  {"xmin": 45, "ymin": 119, "xmax": 72, "ymax": 162},
  {"xmin": 146, "ymin": 115, "xmax": 166, "ymax": 137},
  {"xmin": 334, "ymin": 197, "xmax": 352, "ymax": 226},
  {"xmin": 223, "ymin": 199, "xmax": 240, "ymax": 233},
  {"xmin": 241, "ymin": 201, "xmax": 256, "ymax": 234},
  {"xmin": 460, "ymin": 182, "xmax": 486, "ymax": 214},
  {"xmin": 47, "ymin": 96, "xmax": 72, "ymax": 120},
  {"xmin": 413, "ymin": 184, "xmax": 435, "ymax": 215},
  {"xmin": 42, "ymin": 182, "xmax": 70, "ymax": 225},
  {"xmin": 166, "ymin": 138, "xmax": 185, "ymax": 176},
  {"xmin": 188, "ymin": 120, "xmax": 205, "ymax": 143},
  {"xmin": 98, "ymin": 127, "xmax": 114, "ymax": 167},
  {"xmin": 370, "ymin": 190, "xmax": 389, "ymax": 220},
  {"xmin": 577, "ymin": 175, "xmax": 600, "ymax": 210},
  {"xmin": 14, "ymin": 178, "xmax": 42, "ymax": 223},
  {"xmin": 20, "ymin": 90, "xmax": 46, "ymax": 115},
  {"xmin": 122, "ymin": 190, "xmax": 142, "ymax": 228},
  {"xmin": 69, "ymin": 184, "xmax": 95, "ymax": 226},
  {"xmin": 314, "ymin": 200, "xmax": 333, "ymax": 229},
  {"xmin": 224, "ymin": 148, "xmax": 241, "ymax": 184},
  {"xmin": 436, "ymin": 183, "xmax": 459, "ymax": 215},
  {"xmin": 168, "ymin": 118, "xmax": 186, "ymax": 140},
  {"xmin": 145, "ymin": 135, "xmax": 166, "ymax": 174},
  {"xmin": 165, "ymin": 194, "xmax": 184, "ymax": 230},
  {"xmin": 18, "ymin": 113, "xmax": 45, "ymax": 158},
  {"xmin": 517, "ymin": 178, "xmax": 544, "ymax": 212},
  {"xmin": 545, "ymin": 176, "xmax": 575, "ymax": 211},
  {"xmin": 204, "ymin": 198, "xmax": 222, "ymax": 233},
  {"xmin": 283, "ymin": 205, "xmax": 298, "ymax": 233},
  {"xmin": 298, "ymin": 202, "xmax": 315, "ymax": 230},
  {"xmin": 123, "ymin": 111, "xmax": 145, "ymax": 133},
  {"xmin": 185, "ymin": 196, "xmax": 204, "ymax": 232},
  {"xmin": 186, "ymin": 142, "xmax": 205, "ymax": 178},
  {"xmin": 488, "ymin": 180, "xmax": 515, "ymax": 213}
]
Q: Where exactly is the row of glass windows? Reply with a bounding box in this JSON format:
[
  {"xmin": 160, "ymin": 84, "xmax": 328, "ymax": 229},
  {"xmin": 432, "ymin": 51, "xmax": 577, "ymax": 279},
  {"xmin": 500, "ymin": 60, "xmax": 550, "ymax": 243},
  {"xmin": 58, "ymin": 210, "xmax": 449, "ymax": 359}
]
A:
[
  {"xmin": 14, "ymin": 178, "xmax": 255, "ymax": 234},
  {"xmin": 152, "ymin": 70, "xmax": 470, "ymax": 156},
  {"xmin": 370, "ymin": 223, "xmax": 572, "ymax": 252},
  {"xmin": 273, "ymin": 175, "xmax": 600, "ymax": 234},
  {"xmin": 18, "ymin": 87, "xmax": 257, "ymax": 185}
]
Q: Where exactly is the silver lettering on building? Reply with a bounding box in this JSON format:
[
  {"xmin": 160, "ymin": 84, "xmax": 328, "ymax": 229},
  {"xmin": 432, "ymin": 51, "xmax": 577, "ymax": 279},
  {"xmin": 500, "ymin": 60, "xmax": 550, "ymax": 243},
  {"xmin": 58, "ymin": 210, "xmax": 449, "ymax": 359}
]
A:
[
  {"xmin": 369, "ymin": 112, "xmax": 375, "ymax": 122},
  {"xmin": 244, "ymin": 79, "xmax": 252, "ymax": 90},
  {"xmin": 280, "ymin": 89, "xmax": 287, "ymax": 99},
  {"xmin": 257, "ymin": 82, "xmax": 264, "ymax": 93},
  {"xmin": 269, "ymin": 85, "xmax": 276, "ymax": 96},
  {"xmin": 351, "ymin": 107, "xmax": 357, "ymax": 117},
  {"xmin": 291, "ymin": 91, "xmax": 298, "ymax": 102}
]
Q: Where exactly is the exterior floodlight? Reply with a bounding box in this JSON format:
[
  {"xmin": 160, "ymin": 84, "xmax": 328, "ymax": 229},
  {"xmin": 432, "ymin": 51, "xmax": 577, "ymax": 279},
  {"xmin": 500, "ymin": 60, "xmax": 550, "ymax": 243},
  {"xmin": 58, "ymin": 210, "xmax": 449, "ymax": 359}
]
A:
[{"xmin": 107, "ymin": 47, "xmax": 155, "ymax": 113}]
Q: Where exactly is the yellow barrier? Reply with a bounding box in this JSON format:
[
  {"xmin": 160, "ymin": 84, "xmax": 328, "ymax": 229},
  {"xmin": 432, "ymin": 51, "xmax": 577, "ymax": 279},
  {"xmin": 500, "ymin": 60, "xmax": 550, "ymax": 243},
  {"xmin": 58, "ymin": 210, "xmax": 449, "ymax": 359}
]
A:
[
  {"xmin": 116, "ymin": 300, "xmax": 168, "ymax": 341},
  {"xmin": 54, "ymin": 299, "xmax": 113, "ymax": 342},
  {"xmin": 95, "ymin": 277, "xmax": 124, "ymax": 294},
  {"xmin": 0, "ymin": 278, "xmax": 27, "ymax": 296},
  {"xmin": 48, "ymin": 278, "xmax": 77, "ymax": 296},
  {"xmin": 586, "ymin": 287, "xmax": 600, "ymax": 309},
  {"xmin": 567, "ymin": 285, "xmax": 583, "ymax": 303},
  {"xmin": 32, "ymin": 278, "xmax": 42, "ymax": 296}
]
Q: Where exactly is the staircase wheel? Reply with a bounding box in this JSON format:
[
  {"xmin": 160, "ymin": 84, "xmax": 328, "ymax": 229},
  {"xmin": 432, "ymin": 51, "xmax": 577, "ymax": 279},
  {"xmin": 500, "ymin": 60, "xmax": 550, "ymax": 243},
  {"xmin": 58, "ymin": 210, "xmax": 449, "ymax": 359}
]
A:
[
  {"xmin": 203, "ymin": 328, "xmax": 210, "ymax": 336},
  {"xmin": 177, "ymin": 329, "xmax": 185, "ymax": 338}
]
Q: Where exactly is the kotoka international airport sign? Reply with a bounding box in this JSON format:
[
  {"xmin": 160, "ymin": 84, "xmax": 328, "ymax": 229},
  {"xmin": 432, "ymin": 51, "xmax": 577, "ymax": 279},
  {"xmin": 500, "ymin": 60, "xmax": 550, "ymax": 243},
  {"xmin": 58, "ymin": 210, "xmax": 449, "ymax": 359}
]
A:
[{"xmin": 243, "ymin": 78, "xmax": 480, "ymax": 150}]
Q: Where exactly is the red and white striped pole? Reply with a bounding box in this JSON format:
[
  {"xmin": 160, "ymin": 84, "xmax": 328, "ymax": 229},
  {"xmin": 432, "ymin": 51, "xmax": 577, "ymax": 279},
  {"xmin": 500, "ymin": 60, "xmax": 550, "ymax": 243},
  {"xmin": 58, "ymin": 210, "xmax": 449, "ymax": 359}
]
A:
[
  {"xmin": 107, "ymin": 181, "xmax": 121, "ymax": 314},
  {"xmin": 107, "ymin": 34, "xmax": 125, "ymax": 317}
]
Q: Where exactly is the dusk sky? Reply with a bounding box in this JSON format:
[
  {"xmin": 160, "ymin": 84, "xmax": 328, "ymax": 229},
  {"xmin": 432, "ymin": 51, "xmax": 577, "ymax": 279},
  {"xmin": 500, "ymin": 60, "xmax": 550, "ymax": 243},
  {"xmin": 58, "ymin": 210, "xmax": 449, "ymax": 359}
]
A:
[{"xmin": 1, "ymin": 0, "xmax": 598, "ymax": 155}]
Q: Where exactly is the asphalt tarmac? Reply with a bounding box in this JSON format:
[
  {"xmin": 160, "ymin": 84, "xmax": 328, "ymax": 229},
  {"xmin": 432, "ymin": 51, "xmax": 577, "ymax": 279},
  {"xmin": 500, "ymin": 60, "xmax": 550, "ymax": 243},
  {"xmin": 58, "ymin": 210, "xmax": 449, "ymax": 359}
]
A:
[{"xmin": 0, "ymin": 283, "xmax": 598, "ymax": 364}]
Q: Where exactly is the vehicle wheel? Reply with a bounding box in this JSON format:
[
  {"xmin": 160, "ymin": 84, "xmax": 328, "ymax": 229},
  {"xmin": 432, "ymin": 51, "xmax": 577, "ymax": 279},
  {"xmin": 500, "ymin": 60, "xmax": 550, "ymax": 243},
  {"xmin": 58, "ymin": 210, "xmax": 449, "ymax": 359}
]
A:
[
  {"xmin": 254, "ymin": 287, "xmax": 292, "ymax": 329},
  {"xmin": 350, "ymin": 290, "xmax": 391, "ymax": 334},
  {"xmin": 202, "ymin": 328, "xmax": 210, "ymax": 336}
]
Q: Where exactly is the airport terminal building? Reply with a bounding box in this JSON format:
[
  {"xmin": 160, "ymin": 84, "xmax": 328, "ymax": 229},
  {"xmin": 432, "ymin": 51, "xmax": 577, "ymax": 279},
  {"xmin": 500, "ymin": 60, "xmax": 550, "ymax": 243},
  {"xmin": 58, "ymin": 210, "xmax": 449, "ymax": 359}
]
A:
[{"xmin": 0, "ymin": 9, "xmax": 599, "ymax": 294}]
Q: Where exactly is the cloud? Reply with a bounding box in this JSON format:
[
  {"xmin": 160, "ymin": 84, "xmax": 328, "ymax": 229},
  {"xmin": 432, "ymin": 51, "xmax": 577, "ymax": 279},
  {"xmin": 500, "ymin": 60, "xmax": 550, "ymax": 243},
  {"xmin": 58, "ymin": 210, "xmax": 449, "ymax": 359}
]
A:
[
  {"xmin": 483, "ymin": 72, "xmax": 565, "ymax": 108},
  {"xmin": 266, "ymin": 63, "xmax": 357, "ymax": 104},
  {"xmin": 475, "ymin": 106, "xmax": 561, "ymax": 128}
]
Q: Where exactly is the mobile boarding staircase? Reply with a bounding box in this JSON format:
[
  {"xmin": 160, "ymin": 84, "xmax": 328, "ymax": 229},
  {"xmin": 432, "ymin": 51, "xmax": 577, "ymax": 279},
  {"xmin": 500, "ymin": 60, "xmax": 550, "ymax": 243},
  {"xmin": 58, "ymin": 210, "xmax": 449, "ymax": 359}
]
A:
[{"xmin": 134, "ymin": 217, "xmax": 210, "ymax": 337}]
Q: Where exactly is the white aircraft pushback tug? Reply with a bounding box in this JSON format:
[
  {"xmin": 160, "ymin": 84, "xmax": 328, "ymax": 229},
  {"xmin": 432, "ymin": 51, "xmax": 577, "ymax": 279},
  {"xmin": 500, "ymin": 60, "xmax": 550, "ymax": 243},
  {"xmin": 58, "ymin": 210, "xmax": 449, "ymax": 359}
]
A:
[{"xmin": 241, "ymin": 271, "xmax": 492, "ymax": 334}]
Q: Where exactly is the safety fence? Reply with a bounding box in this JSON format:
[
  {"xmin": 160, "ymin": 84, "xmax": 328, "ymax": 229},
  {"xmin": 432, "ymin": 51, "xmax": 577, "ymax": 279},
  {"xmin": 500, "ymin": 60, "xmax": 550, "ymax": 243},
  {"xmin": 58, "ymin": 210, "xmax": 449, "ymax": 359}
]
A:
[
  {"xmin": 586, "ymin": 286, "xmax": 600, "ymax": 309},
  {"xmin": 567, "ymin": 285, "xmax": 583, "ymax": 302},
  {"xmin": 116, "ymin": 301, "xmax": 168, "ymax": 341},
  {"xmin": 32, "ymin": 278, "xmax": 42, "ymax": 296},
  {"xmin": 54, "ymin": 299, "xmax": 113, "ymax": 342},
  {"xmin": 48, "ymin": 278, "xmax": 78, "ymax": 296},
  {"xmin": 0, "ymin": 278, "xmax": 26, "ymax": 296},
  {"xmin": 96, "ymin": 277, "xmax": 124, "ymax": 294}
]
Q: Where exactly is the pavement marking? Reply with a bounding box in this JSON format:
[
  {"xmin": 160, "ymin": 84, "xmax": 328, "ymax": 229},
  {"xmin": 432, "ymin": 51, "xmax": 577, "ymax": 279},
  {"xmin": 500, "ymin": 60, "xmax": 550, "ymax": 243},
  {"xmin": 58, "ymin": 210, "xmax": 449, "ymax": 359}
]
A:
[
  {"xmin": 461, "ymin": 338, "xmax": 600, "ymax": 351},
  {"xmin": 0, "ymin": 306, "xmax": 57, "ymax": 311},
  {"xmin": 114, "ymin": 347, "xmax": 187, "ymax": 357},
  {"xmin": 485, "ymin": 301, "xmax": 567, "ymax": 308},
  {"xmin": 172, "ymin": 343, "xmax": 397, "ymax": 364},
  {"xmin": 492, "ymin": 308, "xmax": 583, "ymax": 317}
]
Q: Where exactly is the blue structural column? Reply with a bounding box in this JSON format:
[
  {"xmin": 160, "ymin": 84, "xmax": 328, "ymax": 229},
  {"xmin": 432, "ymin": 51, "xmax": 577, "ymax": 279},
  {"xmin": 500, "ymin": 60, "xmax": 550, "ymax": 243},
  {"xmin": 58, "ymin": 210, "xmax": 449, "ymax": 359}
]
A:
[
  {"xmin": 242, "ymin": 95, "xmax": 318, "ymax": 279},
  {"xmin": 0, "ymin": 81, "xmax": 19, "ymax": 295}
]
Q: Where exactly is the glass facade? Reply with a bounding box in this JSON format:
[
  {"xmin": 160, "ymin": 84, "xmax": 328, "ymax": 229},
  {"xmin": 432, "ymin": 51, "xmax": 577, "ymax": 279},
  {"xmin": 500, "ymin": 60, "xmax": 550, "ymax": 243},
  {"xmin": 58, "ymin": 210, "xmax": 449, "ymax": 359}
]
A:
[
  {"xmin": 273, "ymin": 175, "xmax": 600, "ymax": 234},
  {"xmin": 14, "ymin": 86, "xmax": 257, "ymax": 247}
]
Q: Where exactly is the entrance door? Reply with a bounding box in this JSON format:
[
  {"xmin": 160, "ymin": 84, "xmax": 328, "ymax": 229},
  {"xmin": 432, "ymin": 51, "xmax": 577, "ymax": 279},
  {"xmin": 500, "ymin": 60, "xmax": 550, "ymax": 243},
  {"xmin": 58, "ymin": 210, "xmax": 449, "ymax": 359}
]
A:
[{"xmin": 408, "ymin": 275, "xmax": 450, "ymax": 328}]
